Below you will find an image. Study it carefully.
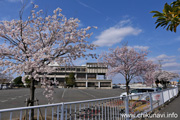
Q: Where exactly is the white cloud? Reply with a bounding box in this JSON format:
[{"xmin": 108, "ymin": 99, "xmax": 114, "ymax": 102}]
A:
[
  {"xmin": 163, "ymin": 62, "xmax": 180, "ymax": 68},
  {"xmin": 156, "ymin": 54, "xmax": 168, "ymax": 59},
  {"xmin": 150, "ymin": 54, "xmax": 176, "ymax": 63},
  {"xmin": 169, "ymin": 70, "xmax": 180, "ymax": 73},
  {"xmin": 93, "ymin": 26, "xmax": 142, "ymax": 47},
  {"xmin": 149, "ymin": 54, "xmax": 180, "ymax": 74},
  {"xmin": 156, "ymin": 54, "xmax": 175, "ymax": 60},
  {"xmin": 128, "ymin": 45, "xmax": 149, "ymax": 51},
  {"xmin": 118, "ymin": 19, "xmax": 132, "ymax": 27},
  {"xmin": 162, "ymin": 62, "xmax": 180, "ymax": 74},
  {"xmin": 133, "ymin": 46, "xmax": 149, "ymax": 50}
]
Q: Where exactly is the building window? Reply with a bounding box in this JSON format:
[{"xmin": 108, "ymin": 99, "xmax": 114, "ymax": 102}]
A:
[
  {"xmin": 66, "ymin": 68, "xmax": 71, "ymax": 71},
  {"xmin": 88, "ymin": 82, "xmax": 96, "ymax": 87},
  {"xmin": 60, "ymin": 68, "xmax": 65, "ymax": 71},
  {"xmin": 81, "ymin": 68, "xmax": 86, "ymax": 71},
  {"xmin": 71, "ymin": 68, "xmax": 75, "ymax": 71},
  {"xmin": 76, "ymin": 82, "xmax": 86, "ymax": 87},
  {"xmin": 87, "ymin": 73, "xmax": 96, "ymax": 79},
  {"xmin": 56, "ymin": 73, "xmax": 65, "ymax": 75},
  {"xmin": 77, "ymin": 73, "xmax": 86, "ymax": 79},
  {"xmin": 100, "ymin": 82, "xmax": 111, "ymax": 87},
  {"xmin": 97, "ymin": 74, "xmax": 106, "ymax": 80}
]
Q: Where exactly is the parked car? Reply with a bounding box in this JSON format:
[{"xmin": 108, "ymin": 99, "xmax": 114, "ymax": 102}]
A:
[
  {"xmin": 2, "ymin": 85, "xmax": 8, "ymax": 90},
  {"xmin": 170, "ymin": 85, "xmax": 177, "ymax": 87},
  {"xmin": 120, "ymin": 85, "xmax": 130, "ymax": 90},
  {"xmin": 113, "ymin": 85, "xmax": 120, "ymax": 89},
  {"xmin": 120, "ymin": 88, "xmax": 161, "ymax": 98}
]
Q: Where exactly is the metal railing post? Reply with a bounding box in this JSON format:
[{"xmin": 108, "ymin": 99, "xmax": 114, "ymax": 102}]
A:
[
  {"xmin": 57, "ymin": 106, "xmax": 60, "ymax": 120},
  {"xmin": 61, "ymin": 103, "xmax": 64, "ymax": 120},
  {"xmin": 149, "ymin": 93, "xmax": 153, "ymax": 111},
  {"xmin": 10, "ymin": 112, "xmax": 12, "ymax": 120},
  {"xmin": 176, "ymin": 87, "xmax": 178, "ymax": 96},
  {"xmin": 125, "ymin": 96, "xmax": 129, "ymax": 120},
  {"xmin": 161, "ymin": 91, "xmax": 164, "ymax": 104},
  {"xmin": 172, "ymin": 89, "xmax": 174, "ymax": 97},
  {"xmin": 168, "ymin": 89, "xmax": 170, "ymax": 100}
]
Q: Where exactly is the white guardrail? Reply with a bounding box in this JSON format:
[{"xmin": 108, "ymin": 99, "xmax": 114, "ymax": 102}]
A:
[{"xmin": 0, "ymin": 87, "xmax": 178, "ymax": 120}]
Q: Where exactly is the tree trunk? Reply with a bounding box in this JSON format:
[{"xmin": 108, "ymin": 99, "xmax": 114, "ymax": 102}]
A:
[
  {"xmin": 164, "ymin": 82, "xmax": 167, "ymax": 89},
  {"xmin": 126, "ymin": 81, "xmax": 130, "ymax": 95},
  {"xmin": 156, "ymin": 83, "xmax": 159, "ymax": 87},
  {"xmin": 30, "ymin": 78, "xmax": 35, "ymax": 120},
  {"xmin": 155, "ymin": 80, "xmax": 159, "ymax": 87}
]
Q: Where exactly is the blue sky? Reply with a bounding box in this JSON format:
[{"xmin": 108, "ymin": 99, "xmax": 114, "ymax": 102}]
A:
[{"xmin": 0, "ymin": 0, "xmax": 180, "ymax": 83}]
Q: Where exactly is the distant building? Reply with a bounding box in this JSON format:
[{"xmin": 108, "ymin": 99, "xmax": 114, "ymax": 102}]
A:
[
  {"xmin": 38, "ymin": 63, "xmax": 112, "ymax": 89},
  {"xmin": 129, "ymin": 83, "xmax": 147, "ymax": 88},
  {"xmin": 171, "ymin": 81, "xmax": 178, "ymax": 85}
]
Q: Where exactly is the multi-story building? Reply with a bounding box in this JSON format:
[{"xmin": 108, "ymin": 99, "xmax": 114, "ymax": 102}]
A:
[{"xmin": 44, "ymin": 63, "xmax": 112, "ymax": 89}]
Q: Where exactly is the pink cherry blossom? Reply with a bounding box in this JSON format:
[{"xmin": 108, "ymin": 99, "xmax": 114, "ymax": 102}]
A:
[
  {"xmin": 0, "ymin": 4, "xmax": 96, "ymax": 103},
  {"xmin": 153, "ymin": 70, "xmax": 179, "ymax": 88},
  {"xmin": 99, "ymin": 45, "xmax": 157, "ymax": 94}
]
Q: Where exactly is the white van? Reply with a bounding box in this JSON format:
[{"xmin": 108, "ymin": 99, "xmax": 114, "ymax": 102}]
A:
[{"xmin": 120, "ymin": 88, "xmax": 161, "ymax": 98}]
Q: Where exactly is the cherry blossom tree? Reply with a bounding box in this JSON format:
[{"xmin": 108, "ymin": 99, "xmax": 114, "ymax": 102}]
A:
[
  {"xmin": 0, "ymin": 73, "xmax": 9, "ymax": 84},
  {"xmin": 140, "ymin": 61, "xmax": 159, "ymax": 86},
  {"xmin": 99, "ymin": 46, "xmax": 156, "ymax": 95},
  {"xmin": 0, "ymin": 69, "xmax": 10, "ymax": 84},
  {"xmin": 0, "ymin": 3, "xmax": 96, "ymax": 119},
  {"xmin": 0, "ymin": 66, "xmax": 12, "ymax": 84},
  {"xmin": 153, "ymin": 70, "xmax": 179, "ymax": 88}
]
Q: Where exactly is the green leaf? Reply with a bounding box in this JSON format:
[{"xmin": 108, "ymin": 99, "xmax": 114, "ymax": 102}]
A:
[{"xmin": 151, "ymin": 0, "xmax": 180, "ymax": 32}]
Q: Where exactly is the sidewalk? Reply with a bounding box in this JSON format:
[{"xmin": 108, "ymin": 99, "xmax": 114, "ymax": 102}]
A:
[{"xmin": 149, "ymin": 94, "xmax": 180, "ymax": 120}]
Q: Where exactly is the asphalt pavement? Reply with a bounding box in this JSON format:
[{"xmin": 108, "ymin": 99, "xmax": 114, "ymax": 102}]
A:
[
  {"xmin": 0, "ymin": 88, "xmax": 125, "ymax": 109},
  {"xmin": 0, "ymin": 87, "xmax": 125, "ymax": 120}
]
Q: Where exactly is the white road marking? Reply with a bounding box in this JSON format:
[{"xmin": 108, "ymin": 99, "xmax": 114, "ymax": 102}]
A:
[
  {"xmin": 78, "ymin": 90, "xmax": 97, "ymax": 98},
  {"xmin": 62, "ymin": 89, "xmax": 66, "ymax": 98},
  {"xmin": 11, "ymin": 98, "xmax": 16, "ymax": 100},
  {"xmin": 18, "ymin": 96, "xmax": 23, "ymax": 98},
  {"xmin": 1, "ymin": 100, "xmax": 8, "ymax": 102}
]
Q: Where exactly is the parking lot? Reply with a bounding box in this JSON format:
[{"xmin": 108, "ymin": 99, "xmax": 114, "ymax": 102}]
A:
[{"xmin": 0, "ymin": 88, "xmax": 125, "ymax": 109}]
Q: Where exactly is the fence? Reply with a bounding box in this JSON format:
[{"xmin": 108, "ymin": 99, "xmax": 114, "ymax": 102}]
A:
[{"xmin": 0, "ymin": 87, "xmax": 178, "ymax": 120}]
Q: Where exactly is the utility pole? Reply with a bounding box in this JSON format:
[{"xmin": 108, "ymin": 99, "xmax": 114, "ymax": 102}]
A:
[{"xmin": 158, "ymin": 60, "xmax": 163, "ymax": 72}]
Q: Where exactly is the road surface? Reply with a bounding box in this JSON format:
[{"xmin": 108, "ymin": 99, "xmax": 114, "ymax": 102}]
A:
[{"xmin": 0, "ymin": 88, "xmax": 125, "ymax": 109}]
